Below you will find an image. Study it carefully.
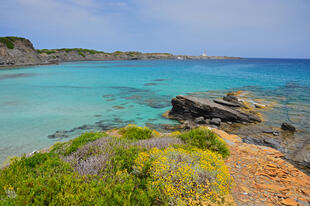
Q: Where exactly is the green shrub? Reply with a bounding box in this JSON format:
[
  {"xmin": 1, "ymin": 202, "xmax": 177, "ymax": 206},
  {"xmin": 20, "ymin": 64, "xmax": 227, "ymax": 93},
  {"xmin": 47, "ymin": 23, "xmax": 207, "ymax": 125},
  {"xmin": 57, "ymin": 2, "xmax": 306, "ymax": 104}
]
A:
[
  {"xmin": 0, "ymin": 153, "xmax": 74, "ymax": 205},
  {"xmin": 178, "ymin": 127, "xmax": 230, "ymax": 158},
  {"xmin": 107, "ymin": 146, "xmax": 145, "ymax": 174},
  {"xmin": 0, "ymin": 37, "xmax": 14, "ymax": 49},
  {"xmin": 0, "ymin": 144, "xmax": 161, "ymax": 205},
  {"xmin": 64, "ymin": 132, "xmax": 106, "ymax": 155},
  {"xmin": 0, "ymin": 37, "xmax": 26, "ymax": 49},
  {"xmin": 119, "ymin": 125, "xmax": 153, "ymax": 140},
  {"xmin": 37, "ymin": 49, "xmax": 56, "ymax": 54},
  {"xmin": 78, "ymin": 51, "xmax": 86, "ymax": 57}
]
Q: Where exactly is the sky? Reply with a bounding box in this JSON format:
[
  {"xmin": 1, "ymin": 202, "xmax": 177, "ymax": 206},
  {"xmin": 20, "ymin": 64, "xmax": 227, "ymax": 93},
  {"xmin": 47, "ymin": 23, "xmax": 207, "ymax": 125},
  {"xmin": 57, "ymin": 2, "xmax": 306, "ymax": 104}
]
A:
[{"xmin": 0, "ymin": 0, "xmax": 310, "ymax": 58}]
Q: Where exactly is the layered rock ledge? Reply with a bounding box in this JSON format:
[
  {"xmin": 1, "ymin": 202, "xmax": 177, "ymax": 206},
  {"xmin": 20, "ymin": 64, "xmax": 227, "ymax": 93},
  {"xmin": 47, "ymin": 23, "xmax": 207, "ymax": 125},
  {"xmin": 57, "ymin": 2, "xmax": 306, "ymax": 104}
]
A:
[{"xmin": 169, "ymin": 95, "xmax": 261, "ymax": 124}]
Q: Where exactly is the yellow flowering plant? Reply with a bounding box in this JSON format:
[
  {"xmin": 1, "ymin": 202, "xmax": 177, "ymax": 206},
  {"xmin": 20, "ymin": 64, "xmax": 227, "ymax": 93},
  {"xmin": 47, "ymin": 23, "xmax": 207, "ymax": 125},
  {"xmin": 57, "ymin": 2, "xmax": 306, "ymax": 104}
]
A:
[{"xmin": 134, "ymin": 147, "xmax": 233, "ymax": 205}]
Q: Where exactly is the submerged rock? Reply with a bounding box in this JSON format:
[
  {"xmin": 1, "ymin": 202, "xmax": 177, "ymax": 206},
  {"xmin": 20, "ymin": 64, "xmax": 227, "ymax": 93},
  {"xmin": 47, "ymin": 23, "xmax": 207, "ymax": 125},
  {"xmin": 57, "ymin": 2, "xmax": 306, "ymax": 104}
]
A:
[
  {"xmin": 48, "ymin": 131, "xmax": 69, "ymax": 139},
  {"xmin": 242, "ymin": 136, "xmax": 283, "ymax": 152},
  {"xmin": 281, "ymin": 122, "xmax": 296, "ymax": 132},
  {"xmin": 169, "ymin": 95, "xmax": 261, "ymax": 123}
]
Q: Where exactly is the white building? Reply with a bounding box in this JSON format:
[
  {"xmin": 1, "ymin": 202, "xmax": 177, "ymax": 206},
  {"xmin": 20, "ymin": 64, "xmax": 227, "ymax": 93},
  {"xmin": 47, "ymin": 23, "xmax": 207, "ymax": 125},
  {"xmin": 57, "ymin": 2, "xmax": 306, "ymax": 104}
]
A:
[{"xmin": 201, "ymin": 50, "xmax": 207, "ymax": 57}]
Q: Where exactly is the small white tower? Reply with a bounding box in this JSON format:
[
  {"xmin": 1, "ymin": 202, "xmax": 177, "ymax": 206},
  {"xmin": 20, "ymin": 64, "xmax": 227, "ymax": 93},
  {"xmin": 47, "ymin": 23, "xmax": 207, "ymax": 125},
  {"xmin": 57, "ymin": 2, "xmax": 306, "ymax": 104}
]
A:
[{"xmin": 201, "ymin": 50, "xmax": 207, "ymax": 57}]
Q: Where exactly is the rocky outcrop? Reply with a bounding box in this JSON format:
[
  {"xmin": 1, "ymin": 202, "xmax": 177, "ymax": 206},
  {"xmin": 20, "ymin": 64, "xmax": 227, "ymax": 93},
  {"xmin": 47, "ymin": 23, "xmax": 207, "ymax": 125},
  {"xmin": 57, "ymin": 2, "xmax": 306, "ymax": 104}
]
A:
[
  {"xmin": 212, "ymin": 128, "xmax": 310, "ymax": 205},
  {"xmin": 0, "ymin": 37, "xmax": 48, "ymax": 67},
  {"xmin": 169, "ymin": 95, "xmax": 261, "ymax": 123}
]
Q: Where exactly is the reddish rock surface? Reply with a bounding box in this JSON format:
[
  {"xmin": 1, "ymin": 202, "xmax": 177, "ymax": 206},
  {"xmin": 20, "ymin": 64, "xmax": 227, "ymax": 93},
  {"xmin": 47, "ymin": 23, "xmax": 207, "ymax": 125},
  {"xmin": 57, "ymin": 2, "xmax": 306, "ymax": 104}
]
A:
[{"xmin": 212, "ymin": 128, "xmax": 310, "ymax": 206}]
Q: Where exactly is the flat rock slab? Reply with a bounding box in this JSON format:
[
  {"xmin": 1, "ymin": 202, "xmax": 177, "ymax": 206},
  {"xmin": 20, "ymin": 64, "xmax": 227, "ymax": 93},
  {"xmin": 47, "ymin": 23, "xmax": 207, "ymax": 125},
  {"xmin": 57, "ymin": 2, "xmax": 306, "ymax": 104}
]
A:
[
  {"xmin": 169, "ymin": 95, "xmax": 261, "ymax": 123},
  {"xmin": 214, "ymin": 99, "xmax": 241, "ymax": 107}
]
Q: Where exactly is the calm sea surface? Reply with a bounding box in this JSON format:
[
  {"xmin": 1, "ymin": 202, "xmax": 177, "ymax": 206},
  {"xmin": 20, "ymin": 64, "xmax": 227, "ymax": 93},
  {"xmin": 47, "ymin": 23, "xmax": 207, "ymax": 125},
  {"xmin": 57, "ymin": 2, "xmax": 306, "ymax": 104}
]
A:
[{"xmin": 0, "ymin": 59, "xmax": 310, "ymax": 162}]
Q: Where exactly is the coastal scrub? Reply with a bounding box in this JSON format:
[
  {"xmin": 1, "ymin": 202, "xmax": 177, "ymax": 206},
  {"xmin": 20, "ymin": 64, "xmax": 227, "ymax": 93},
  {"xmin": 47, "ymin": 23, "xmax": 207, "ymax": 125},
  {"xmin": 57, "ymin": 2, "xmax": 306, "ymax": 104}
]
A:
[
  {"xmin": 63, "ymin": 132, "xmax": 107, "ymax": 155},
  {"xmin": 178, "ymin": 127, "xmax": 230, "ymax": 158},
  {"xmin": 0, "ymin": 126, "xmax": 234, "ymax": 205},
  {"xmin": 0, "ymin": 37, "xmax": 24, "ymax": 49},
  {"xmin": 134, "ymin": 147, "xmax": 233, "ymax": 205}
]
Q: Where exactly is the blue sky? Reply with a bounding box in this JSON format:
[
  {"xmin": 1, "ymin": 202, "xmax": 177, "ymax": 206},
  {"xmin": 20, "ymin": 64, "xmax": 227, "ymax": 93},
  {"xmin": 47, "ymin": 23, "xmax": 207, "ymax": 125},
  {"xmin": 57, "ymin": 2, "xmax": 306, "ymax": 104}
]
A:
[{"xmin": 0, "ymin": 0, "xmax": 310, "ymax": 58}]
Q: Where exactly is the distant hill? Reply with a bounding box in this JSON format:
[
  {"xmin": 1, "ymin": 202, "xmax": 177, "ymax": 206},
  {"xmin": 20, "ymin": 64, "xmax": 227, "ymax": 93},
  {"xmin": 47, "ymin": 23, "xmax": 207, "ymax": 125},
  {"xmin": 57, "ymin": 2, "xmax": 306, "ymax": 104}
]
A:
[{"xmin": 0, "ymin": 36, "xmax": 240, "ymax": 67}]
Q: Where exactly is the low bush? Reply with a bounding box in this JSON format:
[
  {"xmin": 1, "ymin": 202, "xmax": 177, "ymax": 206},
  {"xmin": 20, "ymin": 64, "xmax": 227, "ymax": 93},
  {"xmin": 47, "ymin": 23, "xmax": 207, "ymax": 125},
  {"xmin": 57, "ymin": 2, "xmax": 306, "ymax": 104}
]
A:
[
  {"xmin": 63, "ymin": 135, "xmax": 183, "ymax": 176},
  {"xmin": 64, "ymin": 132, "xmax": 106, "ymax": 155},
  {"xmin": 78, "ymin": 51, "xmax": 86, "ymax": 57},
  {"xmin": 37, "ymin": 49, "xmax": 56, "ymax": 54},
  {"xmin": 134, "ymin": 147, "xmax": 233, "ymax": 205},
  {"xmin": 119, "ymin": 125, "xmax": 153, "ymax": 140},
  {"xmin": 178, "ymin": 127, "xmax": 230, "ymax": 158}
]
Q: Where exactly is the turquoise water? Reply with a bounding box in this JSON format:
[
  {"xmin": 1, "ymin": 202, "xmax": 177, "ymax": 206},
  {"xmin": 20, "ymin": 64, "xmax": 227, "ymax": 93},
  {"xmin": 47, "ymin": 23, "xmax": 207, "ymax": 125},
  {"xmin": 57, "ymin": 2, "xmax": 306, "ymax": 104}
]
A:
[{"xmin": 0, "ymin": 59, "xmax": 310, "ymax": 162}]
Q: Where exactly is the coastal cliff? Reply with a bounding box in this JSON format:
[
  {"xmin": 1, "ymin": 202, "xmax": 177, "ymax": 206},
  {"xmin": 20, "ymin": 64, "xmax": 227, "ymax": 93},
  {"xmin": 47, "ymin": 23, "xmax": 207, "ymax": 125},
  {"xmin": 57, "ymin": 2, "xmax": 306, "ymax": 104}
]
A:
[
  {"xmin": 0, "ymin": 36, "xmax": 241, "ymax": 68},
  {"xmin": 0, "ymin": 37, "xmax": 46, "ymax": 67}
]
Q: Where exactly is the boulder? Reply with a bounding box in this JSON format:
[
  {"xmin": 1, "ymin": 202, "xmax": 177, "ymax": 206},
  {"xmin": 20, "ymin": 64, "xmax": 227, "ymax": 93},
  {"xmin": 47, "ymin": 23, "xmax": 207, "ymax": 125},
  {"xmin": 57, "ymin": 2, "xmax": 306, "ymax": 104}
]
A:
[
  {"xmin": 281, "ymin": 122, "xmax": 296, "ymax": 132},
  {"xmin": 194, "ymin": 116, "xmax": 205, "ymax": 124},
  {"xmin": 210, "ymin": 118, "xmax": 221, "ymax": 126},
  {"xmin": 169, "ymin": 95, "xmax": 261, "ymax": 123},
  {"xmin": 183, "ymin": 120, "xmax": 196, "ymax": 129}
]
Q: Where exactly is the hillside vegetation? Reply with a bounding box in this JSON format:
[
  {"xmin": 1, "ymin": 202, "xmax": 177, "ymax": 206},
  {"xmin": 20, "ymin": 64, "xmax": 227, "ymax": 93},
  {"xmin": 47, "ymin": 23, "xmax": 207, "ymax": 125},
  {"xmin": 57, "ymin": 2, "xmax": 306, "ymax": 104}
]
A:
[
  {"xmin": 37, "ymin": 48, "xmax": 173, "ymax": 57},
  {"xmin": 0, "ymin": 125, "xmax": 233, "ymax": 205},
  {"xmin": 0, "ymin": 37, "xmax": 25, "ymax": 49}
]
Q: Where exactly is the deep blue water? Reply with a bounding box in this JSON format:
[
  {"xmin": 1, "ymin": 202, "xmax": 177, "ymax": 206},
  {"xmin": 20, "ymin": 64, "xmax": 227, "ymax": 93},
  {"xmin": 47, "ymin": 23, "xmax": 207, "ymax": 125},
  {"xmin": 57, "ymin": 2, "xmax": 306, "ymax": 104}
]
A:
[{"xmin": 0, "ymin": 59, "xmax": 310, "ymax": 162}]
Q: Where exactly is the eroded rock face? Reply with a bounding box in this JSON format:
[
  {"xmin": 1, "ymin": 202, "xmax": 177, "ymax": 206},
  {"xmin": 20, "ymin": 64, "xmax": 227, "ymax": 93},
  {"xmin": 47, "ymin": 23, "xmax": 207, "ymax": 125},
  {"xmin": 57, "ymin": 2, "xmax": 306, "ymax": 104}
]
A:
[
  {"xmin": 169, "ymin": 95, "xmax": 261, "ymax": 123},
  {"xmin": 0, "ymin": 38, "xmax": 48, "ymax": 67}
]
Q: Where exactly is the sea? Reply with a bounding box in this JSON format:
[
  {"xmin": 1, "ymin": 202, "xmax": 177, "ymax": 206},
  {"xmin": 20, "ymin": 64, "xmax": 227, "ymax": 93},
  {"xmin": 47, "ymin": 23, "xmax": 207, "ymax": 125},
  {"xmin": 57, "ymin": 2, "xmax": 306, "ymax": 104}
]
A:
[{"xmin": 0, "ymin": 58, "xmax": 310, "ymax": 163}]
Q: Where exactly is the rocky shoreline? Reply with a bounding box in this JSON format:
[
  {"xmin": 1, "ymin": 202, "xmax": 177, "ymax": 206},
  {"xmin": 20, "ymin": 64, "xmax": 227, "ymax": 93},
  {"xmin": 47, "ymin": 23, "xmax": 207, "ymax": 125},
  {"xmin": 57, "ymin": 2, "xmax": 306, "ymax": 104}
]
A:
[
  {"xmin": 0, "ymin": 36, "xmax": 241, "ymax": 68},
  {"xmin": 165, "ymin": 91, "xmax": 310, "ymax": 172}
]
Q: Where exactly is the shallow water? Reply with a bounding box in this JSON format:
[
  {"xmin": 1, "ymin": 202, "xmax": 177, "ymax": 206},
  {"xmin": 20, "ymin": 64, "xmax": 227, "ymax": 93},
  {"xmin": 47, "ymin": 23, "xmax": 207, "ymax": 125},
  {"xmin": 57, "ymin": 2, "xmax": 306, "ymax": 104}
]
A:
[{"xmin": 0, "ymin": 59, "xmax": 310, "ymax": 162}]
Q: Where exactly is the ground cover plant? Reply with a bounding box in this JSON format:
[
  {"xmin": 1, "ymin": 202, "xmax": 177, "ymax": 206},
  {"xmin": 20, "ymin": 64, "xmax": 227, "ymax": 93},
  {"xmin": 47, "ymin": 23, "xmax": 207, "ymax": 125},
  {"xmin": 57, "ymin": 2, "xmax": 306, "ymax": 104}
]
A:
[{"xmin": 0, "ymin": 126, "xmax": 232, "ymax": 205}]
